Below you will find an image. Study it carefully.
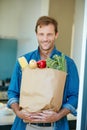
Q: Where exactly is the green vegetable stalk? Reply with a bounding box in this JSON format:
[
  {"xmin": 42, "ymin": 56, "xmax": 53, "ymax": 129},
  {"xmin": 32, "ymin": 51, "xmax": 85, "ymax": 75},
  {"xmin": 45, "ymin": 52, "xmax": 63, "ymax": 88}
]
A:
[{"xmin": 46, "ymin": 53, "xmax": 67, "ymax": 72}]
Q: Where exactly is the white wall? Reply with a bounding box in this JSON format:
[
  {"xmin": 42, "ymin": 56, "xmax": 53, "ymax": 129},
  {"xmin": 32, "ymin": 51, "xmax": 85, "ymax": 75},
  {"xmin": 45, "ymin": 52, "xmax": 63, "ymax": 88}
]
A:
[
  {"xmin": 17, "ymin": 0, "xmax": 42, "ymax": 56},
  {"xmin": 72, "ymin": 0, "xmax": 86, "ymax": 73},
  {"xmin": 72, "ymin": 0, "xmax": 87, "ymax": 130},
  {"xmin": 0, "ymin": 0, "xmax": 49, "ymax": 57},
  {"xmin": 17, "ymin": 0, "xmax": 49, "ymax": 57},
  {"xmin": 0, "ymin": 0, "xmax": 21, "ymax": 38}
]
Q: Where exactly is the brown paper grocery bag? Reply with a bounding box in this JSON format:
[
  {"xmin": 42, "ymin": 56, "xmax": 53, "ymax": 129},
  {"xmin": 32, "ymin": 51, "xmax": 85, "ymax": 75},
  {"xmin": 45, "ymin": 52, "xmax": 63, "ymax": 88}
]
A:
[{"xmin": 19, "ymin": 67, "xmax": 67, "ymax": 113}]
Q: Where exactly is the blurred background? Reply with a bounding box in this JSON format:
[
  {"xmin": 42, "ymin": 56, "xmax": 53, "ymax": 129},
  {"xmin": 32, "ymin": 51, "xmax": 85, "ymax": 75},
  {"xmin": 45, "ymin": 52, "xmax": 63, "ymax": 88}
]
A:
[{"xmin": 0, "ymin": 0, "xmax": 87, "ymax": 130}]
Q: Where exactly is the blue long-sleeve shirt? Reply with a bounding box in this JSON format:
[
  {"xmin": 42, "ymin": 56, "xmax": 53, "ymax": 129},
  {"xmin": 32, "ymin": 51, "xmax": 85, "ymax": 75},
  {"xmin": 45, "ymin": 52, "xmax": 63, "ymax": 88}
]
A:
[{"xmin": 7, "ymin": 47, "xmax": 79, "ymax": 130}]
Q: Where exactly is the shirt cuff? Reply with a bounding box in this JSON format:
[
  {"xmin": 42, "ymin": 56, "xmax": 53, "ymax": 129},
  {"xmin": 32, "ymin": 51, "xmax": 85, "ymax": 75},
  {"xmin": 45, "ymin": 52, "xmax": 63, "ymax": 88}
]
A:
[
  {"xmin": 7, "ymin": 98, "xmax": 19, "ymax": 108},
  {"xmin": 62, "ymin": 103, "xmax": 77, "ymax": 116}
]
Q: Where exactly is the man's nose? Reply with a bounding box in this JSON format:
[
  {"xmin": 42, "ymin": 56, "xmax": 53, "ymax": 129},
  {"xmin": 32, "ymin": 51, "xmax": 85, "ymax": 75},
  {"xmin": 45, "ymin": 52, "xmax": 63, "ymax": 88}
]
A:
[{"xmin": 43, "ymin": 35, "xmax": 48, "ymax": 41}]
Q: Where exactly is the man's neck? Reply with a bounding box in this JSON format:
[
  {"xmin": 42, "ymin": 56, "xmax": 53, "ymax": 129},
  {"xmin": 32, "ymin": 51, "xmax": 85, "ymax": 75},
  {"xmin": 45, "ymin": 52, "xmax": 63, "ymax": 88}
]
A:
[{"xmin": 39, "ymin": 47, "xmax": 54, "ymax": 60}]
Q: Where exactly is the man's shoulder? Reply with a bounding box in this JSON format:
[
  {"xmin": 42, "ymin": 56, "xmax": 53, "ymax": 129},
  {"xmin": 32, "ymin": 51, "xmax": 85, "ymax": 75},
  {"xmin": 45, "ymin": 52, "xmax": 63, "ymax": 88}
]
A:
[
  {"xmin": 55, "ymin": 49, "xmax": 75, "ymax": 65},
  {"xmin": 55, "ymin": 49, "xmax": 73, "ymax": 60},
  {"xmin": 19, "ymin": 49, "xmax": 38, "ymax": 62}
]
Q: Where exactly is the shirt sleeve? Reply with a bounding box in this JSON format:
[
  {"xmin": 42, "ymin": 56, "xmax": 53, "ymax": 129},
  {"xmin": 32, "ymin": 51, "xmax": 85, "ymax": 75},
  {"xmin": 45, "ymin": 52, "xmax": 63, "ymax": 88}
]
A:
[
  {"xmin": 7, "ymin": 60, "xmax": 22, "ymax": 108},
  {"xmin": 62, "ymin": 59, "xmax": 79, "ymax": 116}
]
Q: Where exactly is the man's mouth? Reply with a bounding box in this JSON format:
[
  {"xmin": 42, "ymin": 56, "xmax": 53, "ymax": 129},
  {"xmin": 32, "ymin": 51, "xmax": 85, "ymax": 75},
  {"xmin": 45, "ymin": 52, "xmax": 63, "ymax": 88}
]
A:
[{"xmin": 42, "ymin": 41, "xmax": 49, "ymax": 45}]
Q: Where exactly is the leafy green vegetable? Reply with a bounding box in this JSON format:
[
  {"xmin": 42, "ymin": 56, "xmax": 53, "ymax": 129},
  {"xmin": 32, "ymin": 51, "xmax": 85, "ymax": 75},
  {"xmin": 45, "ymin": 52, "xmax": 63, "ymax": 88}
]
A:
[{"xmin": 46, "ymin": 53, "xmax": 67, "ymax": 72}]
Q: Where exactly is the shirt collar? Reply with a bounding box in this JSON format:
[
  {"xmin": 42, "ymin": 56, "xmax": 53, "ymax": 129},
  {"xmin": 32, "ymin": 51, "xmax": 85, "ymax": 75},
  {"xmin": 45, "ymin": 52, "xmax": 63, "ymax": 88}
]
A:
[{"xmin": 36, "ymin": 46, "xmax": 61, "ymax": 60}]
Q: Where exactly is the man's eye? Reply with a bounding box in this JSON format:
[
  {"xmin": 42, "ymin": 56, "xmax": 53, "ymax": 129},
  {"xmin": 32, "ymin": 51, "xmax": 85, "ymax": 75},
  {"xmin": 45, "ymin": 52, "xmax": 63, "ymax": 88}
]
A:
[
  {"xmin": 47, "ymin": 34, "xmax": 52, "ymax": 36},
  {"xmin": 39, "ymin": 33, "xmax": 43, "ymax": 36}
]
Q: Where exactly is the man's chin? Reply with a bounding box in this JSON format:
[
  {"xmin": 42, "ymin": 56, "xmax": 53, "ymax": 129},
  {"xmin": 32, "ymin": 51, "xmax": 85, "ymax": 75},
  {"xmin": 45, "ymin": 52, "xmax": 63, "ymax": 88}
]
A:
[
  {"xmin": 42, "ymin": 47, "xmax": 51, "ymax": 51},
  {"xmin": 39, "ymin": 45, "xmax": 52, "ymax": 51}
]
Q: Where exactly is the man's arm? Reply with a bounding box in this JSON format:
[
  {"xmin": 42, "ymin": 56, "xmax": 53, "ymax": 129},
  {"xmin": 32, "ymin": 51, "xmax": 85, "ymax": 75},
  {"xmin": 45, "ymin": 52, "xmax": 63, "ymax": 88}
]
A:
[
  {"xmin": 11, "ymin": 103, "xmax": 32, "ymax": 121},
  {"xmin": 21, "ymin": 108, "xmax": 70, "ymax": 123}
]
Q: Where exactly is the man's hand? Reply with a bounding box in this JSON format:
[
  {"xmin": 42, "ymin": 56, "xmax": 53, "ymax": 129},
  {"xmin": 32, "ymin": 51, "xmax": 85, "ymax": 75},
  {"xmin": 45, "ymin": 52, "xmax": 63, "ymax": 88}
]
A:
[
  {"xmin": 26, "ymin": 110, "xmax": 58, "ymax": 123},
  {"xmin": 11, "ymin": 103, "xmax": 70, "ymax": 123},
  {"xmin": 16, "ymin": 109, "xmax": 32, "ymax": 121},
  {"xmin": 24, "ymin": 108, "xmax": 70, "ymax": 123},
  {"xmin": 11, "ymin": 103, "xmax": 32, "ymax": 122}
]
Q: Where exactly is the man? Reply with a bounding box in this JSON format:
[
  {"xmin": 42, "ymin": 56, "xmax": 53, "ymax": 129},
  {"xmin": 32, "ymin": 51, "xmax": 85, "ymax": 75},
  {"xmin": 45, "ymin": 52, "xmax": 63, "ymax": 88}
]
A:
[{"xmin": 7, "ymin": 16, "xmax": 79, "ymax": 130}]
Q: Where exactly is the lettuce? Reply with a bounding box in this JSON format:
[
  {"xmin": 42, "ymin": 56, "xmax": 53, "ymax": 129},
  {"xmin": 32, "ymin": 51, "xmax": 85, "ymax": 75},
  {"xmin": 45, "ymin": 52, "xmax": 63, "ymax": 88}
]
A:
[{"xmin": 46, "ymin": 53, "xmax": 67, "ymax": 72}]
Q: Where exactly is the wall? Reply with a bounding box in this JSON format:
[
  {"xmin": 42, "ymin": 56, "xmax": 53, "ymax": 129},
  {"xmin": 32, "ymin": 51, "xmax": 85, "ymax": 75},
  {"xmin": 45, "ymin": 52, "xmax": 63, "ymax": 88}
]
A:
[
  {"xmin": 0, "ymin": 0, "xmax": 50, "ymax": 80},
  {"xmin": 73, "ymin": 0, "xmax": 87, "ymax": 129},
  {"xmin": 17, "ymin": 0, "xmax": 42, "ymax": 56},
  {"xmin": 49, "ymin": 0, "xmax": 75, "ymax": 56},
  {"xmin": 72, "ymin": 0, "xmax": 86, "ymax": 73},
  {"xmin": 17, "ymin": 0, "xmax": 50, "ymax": 57},
  {"xmin": 0, "ymin": 0, "xmax": 21, "ymax": 38},
  {"xmin": 0, "ymin": 0, "xmax": 49, "ymax": 57}
]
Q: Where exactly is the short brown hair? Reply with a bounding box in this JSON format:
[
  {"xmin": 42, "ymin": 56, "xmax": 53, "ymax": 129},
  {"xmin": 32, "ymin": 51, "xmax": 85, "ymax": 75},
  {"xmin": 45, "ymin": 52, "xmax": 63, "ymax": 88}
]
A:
[{"xmin": 35, "ymin": 16, "xmax": 58, "ymax": 34}]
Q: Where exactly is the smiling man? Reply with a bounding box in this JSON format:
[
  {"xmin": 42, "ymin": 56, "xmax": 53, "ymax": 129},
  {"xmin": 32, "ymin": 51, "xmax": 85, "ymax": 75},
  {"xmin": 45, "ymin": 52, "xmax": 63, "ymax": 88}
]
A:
[{"xmin": 7, "ymin": 16, "xmax": 79, "ymax": 130}]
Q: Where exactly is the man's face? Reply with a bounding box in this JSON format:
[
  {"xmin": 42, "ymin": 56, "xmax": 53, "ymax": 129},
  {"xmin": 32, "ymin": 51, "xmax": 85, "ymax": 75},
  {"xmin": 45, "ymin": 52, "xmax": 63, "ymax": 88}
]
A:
[{"xmin": 36, "ymin": 24, "xmax": 58, "ymax": 51}]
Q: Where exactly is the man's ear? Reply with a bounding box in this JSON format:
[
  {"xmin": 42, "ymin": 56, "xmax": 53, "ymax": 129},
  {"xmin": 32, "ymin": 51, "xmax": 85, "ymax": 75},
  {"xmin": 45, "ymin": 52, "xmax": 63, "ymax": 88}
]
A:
[{"xmin": 55, "ymin": 32, "xmax": 59, "ymax": 39}]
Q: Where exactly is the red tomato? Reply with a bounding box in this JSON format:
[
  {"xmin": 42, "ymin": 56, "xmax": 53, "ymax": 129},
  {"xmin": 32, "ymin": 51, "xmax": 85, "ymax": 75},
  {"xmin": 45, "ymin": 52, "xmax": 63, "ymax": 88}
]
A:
[{"xmin": 37, "ymin": 60, "xmax": 46, "ymax": 68}]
